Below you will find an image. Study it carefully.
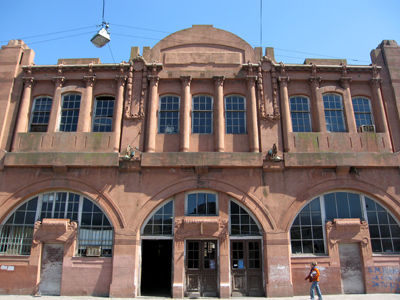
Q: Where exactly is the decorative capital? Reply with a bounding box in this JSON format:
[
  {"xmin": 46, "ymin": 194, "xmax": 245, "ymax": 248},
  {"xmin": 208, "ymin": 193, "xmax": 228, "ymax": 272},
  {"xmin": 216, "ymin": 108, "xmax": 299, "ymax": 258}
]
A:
[
  {"xmin": 53, "ymin": 76, "xmax": 65, "ymax": 88},
  {"xmin": 340, "ymin": 77, "xmax": 352, "ymax": 88},
  {"xmin": 148, "ymin": 74, "xmax": 160, "ymax": 86},
  {"xmin": 309, "ymin": 76, "xmax": 322, "ymax": 86},
  {"xmin": 83, "ymin": 75, "xmax": 96, "ymax": 87},
  {"xmin": 22, "ymin": 77, "xmax": 34, "ymax": 88},
  {"xmin": 246, "ymin": 75, "xmax": 258, "ymax": 87},
  {"xmin": 213, "ymin": 75, "xmax": 225, "ymax": 87},
  {"xmin": 278, "ymin": 76, "xmax": 290, "ymax": 87},
  {"xmin": 370, "ymin": 78, "xmax": 382, "ymax": 87},
  {"xmin": 115, "ymin": 75, "xmax": 127, "ymax": 86},
  {"xmin": 180, "ymin": 75, "xmax": 192, "ymax": 87}
]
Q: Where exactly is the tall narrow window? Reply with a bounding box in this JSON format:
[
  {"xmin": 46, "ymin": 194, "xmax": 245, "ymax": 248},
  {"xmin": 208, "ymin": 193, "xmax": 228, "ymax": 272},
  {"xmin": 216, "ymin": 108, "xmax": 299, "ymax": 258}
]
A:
[
  {"xmin": 290, "ymin": 96, "xmax": 312, "ymax": 132},
  {"xmin": 225, "ymin": 96, "xmax": 246, "ymax": 134},
  {"xmin": 59, "ymin": 94, "xmax": 81, "ymax": 132},
  {"xmin": 29, "ymin": 96, "xmax": 53, "ymax": 132},
  {"xmin": 92, "ymin": 96, "xmax": 115, "ymax": 132},
  {"xmin": 323, "ymin": 94, "xmax": 346, "ymax": 132},
  {"xmin": 159, "ymin": 96, "xmax": 180, "ymax": 134},
  {"xmin": 192, "ymin": 96, "xmax": 213, "ymax": 134},
  {"xmin": 352, "ymin": 97, "xmax": 374, "ymax": 129}
]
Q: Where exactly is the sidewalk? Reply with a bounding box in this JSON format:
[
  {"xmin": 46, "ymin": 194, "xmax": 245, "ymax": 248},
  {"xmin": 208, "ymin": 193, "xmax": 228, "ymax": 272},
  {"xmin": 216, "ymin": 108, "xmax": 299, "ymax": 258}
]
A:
[{"xmin": 0, "ymin": 295, "xmax": 400, "ymax": 300}]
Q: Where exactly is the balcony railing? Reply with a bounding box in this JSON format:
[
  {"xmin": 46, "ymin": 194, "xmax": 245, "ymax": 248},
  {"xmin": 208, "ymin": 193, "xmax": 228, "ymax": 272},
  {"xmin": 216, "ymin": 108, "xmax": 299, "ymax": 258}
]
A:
[{"xmin": 0, "ymin": 225, "xmax": 34, "ymax": 255}]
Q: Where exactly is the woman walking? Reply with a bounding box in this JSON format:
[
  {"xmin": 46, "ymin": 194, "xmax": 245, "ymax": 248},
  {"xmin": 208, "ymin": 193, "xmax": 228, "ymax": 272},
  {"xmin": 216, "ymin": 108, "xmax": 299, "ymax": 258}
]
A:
[{"xmin": 305, "ymin": 262, "xmax": 323, "ymax": 300}]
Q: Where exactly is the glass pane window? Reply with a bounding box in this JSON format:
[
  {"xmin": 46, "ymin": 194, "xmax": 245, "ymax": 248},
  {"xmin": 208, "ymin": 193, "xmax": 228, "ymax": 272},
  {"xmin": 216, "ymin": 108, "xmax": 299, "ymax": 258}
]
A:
[
  {"xmin": 92, "ymin": 96, "xmax": 115, "ymax": 132},
  {"xmin": 290, "ymin": 198, "xmax": 325, "ymax": 255},
  {"xmin": 290, "ymin": 96, "xmax": 312, "ymax": 132},
  {"xmin": 225, "ymin": 96, "xmax": 246, "ymax": 134},
  {"xmin": 230, "ymin": 201, "xmax": 261, "ymax": 235},
  {"xmin": 59, "ymin": 94, "xmax": 81, "ymax": 132},
  {"xmin": 352, "ymin": 97, "xmax": 374, "ymax": 128},
  {"xmin": 323, "ymin": 94, "xmax": 346, "ymax": 132},
  {"xmin": 187, "ymin": 192, "xmax": 217, "ymax": 216},
  {"xmin": 159, "ymin": 96, "xmax": 180, "ymax": 134},
  {"xmin": 1, "ymin": 191, "xmax": 113, "ymax": 257},
  {"xmin": 29, "ymin": 97, "xmax": 52, "ymax": 132},
  {"xmin": 192, "ymin": 96, "xmax": 213, "ymax": 134},
  {"xmin": 143, "ymin": 200, "xmax": 174, "ymax": 236},
  {"xmin": 324, "ymin": 192, "xmax": 363, "ymax": 222},
  {"xmin": 365, "ymin": 197, "xmax": 400, "ymax": 253}
]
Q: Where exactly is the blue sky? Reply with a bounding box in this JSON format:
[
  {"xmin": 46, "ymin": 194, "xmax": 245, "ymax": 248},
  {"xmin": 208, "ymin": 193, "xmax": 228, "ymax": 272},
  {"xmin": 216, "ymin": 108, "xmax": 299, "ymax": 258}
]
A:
[{"xmin": 1, "ymin": 0, "xmax": 399, "ymax": 66}]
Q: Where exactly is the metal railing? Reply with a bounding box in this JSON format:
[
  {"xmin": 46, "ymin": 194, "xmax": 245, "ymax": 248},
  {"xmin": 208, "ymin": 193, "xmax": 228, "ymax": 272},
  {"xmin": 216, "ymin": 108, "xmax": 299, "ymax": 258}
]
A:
[
  {"xmin": 76, "ymin": 226, "xmax": 114, "ymax": 257},
  {"xmin": 0, "ymin": 225, "xmax": 34, "ymax": 255}
]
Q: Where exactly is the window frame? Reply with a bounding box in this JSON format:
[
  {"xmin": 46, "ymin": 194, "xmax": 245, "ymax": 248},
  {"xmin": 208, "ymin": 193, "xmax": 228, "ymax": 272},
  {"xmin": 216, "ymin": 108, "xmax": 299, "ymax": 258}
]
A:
[
  {"xmin": 225, "ymin": 95, "xmax": 247, "ymax": 134},
  {"xmin": 92, "ymin": 95, "xmax": 115, "ymax": 132},
  {"xmin": 158, "ymin": 95, "xmax": 180, "ymax": 134},
  {"xmin": 289, "ymin": 95, "xmax": 312, "ymax": 132},
  {"xmin": 229, "ymin": 199, "xmax": 262, "ymax": 237},
  {"xmin": 29, "ymin": 96, "xmax": 53, "ymax": 132},
  {"xmin": 141, "ymin": 199, "xmax": 174, "ymax": 237},
  {"xmin": 323, "ymin": 93, "xmax": 346, "ymax": 132},
  {"xmin": 185, "ymin": 190, "xmax": 218, "ymax": 216},
  {"xmin": 192, "ymin": 95, "xmax": 213, "ymax": 134},
  {"xmin": 59, "ymin": 93, "xmax": 81, "ymax": 132},
  {"xmin": 352, "ymin": 97, "xmax": 375, "ymax": 129}
]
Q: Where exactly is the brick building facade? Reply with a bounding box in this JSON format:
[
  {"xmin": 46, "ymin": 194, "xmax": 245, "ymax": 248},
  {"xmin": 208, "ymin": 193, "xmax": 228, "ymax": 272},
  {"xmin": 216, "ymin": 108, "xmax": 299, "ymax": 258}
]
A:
[{"xmin": 0, "ymin": 25, "xmax": 399, "ymax": 297}]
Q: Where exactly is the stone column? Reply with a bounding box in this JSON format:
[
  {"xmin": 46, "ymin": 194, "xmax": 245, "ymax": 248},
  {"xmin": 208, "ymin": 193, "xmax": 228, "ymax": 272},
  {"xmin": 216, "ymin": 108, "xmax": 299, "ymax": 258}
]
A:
[
  {"xmin": 180, "ymin": 76, "xmax": 192, "ymax": 152},
  {"xmin": 173, "ymin": 192, "xmax": 186, "ymax": 298},
  {"xmin": 279, "ymin": 76, "xmax": 291, "ymax": 152},
  {"xmin": 264, "ymin": 230, "xmax": 293, "ymax": 297},
  {"xmin": 341, "ymin": 77, "xmax": 357, "ymax": 133},
  {"xmin": 213, "ymin": 76, "xmax": 225, "ymax": 152},
  {"xmin": 109, "ymin": 229, "xmax": 139, "ymax": 297},
  {"xmin": 14, "ymin": 77, "xmax": 34, "ymax": 133},
  {"xmin": 218, "ymin": 193, "xmax": 230, "ymax": 298},
  {"xmin": 309, "ymin": 77, "xmax": 324, "ymax": 132},
  {"xmin": 77, "ymin": 75, "xmax": 95, "ymax": 132},
  {"xmin": 370, "ymin": 78, "xmax": 389, "ymax": 133},
  {"xmin": 47, "ymin": 76, "xmax": 65, "ymax": 132},
  {"xmin": 246, "ymin": 75, "xmax": 259, "ymax": 153},
  {"xmin": 113, "ymin": 75, "xmax": 127, "ymax": 152},
  {"xmin": 146, "ymin": 75, "xmax": 160, "ymax": 153}
]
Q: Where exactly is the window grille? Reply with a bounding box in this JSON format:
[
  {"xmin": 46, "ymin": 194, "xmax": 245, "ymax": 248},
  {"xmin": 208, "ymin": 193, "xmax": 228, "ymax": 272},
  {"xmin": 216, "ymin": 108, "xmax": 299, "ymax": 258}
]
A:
[
  {"xmin": 92, "ymin": 96, "xmax": 115, "ymax": 132},
  {"xmin": 0, "ymin": 225, "xmax": 34, "ymax": 255},
  {"xmin": 290, "ymin": 96, "xmax": 312, "ymax": 132},
  {"xmin": 159, "ymin": 96, "xmax": 180, "ymax": 134},
  {"xmin": 323, "ymin": 94, "xmax": 346, "ymax": 132},
  {"xmin": 192, "ymin": 96, "xmax": 213, "ymax": 134},
  {"xmin": 59, "ymin": 94, "xmax": 81, "ymax": 132},
  {"xmin": 230, "ymin": 201, "xmax": 261, "ymax": 235},
  {"xmin": 225, "ymin": 96, "xmax": 246, "ymax": 134},
  {"xmin": 143, "ymin": 201, "xmax": 173, "ymax": 236},
  {"xmin": 29, "ymin": 97, "xmax": 52, "ymax": 132}
]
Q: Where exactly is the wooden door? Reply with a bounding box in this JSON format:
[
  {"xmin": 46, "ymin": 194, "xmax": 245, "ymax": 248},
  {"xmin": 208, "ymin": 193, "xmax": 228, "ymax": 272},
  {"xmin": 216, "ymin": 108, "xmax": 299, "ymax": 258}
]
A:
[
  {"xmin": 339, "ymin": 243, "xmax": 365, "ymax": 294},
  {"xmin": 39, "ymin": 243, "xmax": 64, "ymax": 296},
  {"xmin": 186, "ymin": 240, "xmax": 218, "ymax": 297},
  {"xmin": 231, "ymin": 240, "xmax": 263, "ymax": 296}
]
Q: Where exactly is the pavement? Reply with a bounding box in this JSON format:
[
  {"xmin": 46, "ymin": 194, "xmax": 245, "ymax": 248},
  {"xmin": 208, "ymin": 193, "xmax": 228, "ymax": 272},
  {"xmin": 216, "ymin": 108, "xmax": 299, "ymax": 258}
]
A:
[{"xmin": 0, "ymin": 295, "xmax": 399, "ymax": 300}]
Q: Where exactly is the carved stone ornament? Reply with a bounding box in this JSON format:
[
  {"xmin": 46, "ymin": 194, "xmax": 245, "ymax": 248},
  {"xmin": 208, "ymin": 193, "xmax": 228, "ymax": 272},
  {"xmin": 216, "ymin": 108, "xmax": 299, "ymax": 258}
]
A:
[
  {"xmin": 326, "ymin": 219, "xmax": 370, "ymax": 246},
  {"xmin": 125, "ymin": 57, "xmax": 148, "ymax": 120},
  {"xmin": 258, "ymin": 58, "xmax": 280, "ymax": 123},
  {"xmin": 33, "ymin": 219, "xmax": 77, "ymax": 244},
  {"xmin": 340, "ymin": 77, "xmax": 352, "ymax": 89}
]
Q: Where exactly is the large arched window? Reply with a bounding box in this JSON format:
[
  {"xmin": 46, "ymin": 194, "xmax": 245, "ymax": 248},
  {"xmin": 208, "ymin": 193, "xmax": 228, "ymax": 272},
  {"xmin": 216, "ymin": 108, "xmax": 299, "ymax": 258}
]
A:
[
  {"xmin": 142, "ymin": 200, "xmax": 174, "ymax": 236},
  {"xmin": 1, "ymin": 191, "xmax": 113, "ymax": 257},
  {"xmin": 290, "ymin": 191, "xmax": 400, "ymax": 255}
]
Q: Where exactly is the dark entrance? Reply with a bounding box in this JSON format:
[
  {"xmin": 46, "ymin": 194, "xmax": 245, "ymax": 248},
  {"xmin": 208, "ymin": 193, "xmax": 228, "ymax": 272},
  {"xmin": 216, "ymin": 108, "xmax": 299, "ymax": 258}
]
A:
[
  {"xmin": 231, "ymin": 240, "xmax": 263, "ymax": 296},
  {"xmin": 186, "ymin": 240, "xmax": 218, "ymax": 297},
  {"xmin": 141, "ymin": 240, "xmax": 172, "ymax": 296}
]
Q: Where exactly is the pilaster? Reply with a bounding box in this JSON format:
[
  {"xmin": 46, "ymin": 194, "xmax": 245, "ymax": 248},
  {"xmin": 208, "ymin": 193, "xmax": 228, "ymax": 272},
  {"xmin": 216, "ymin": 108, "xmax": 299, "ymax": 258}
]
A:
[
  {"xmin": 180, "ymin": 75, "xmax": 192, "ymax": 152},
  {"xmin": 213, "ymin": 76, "xmax": 225, "ymax": 152},
  {"xmin": 146, "ymin": 75, "xmax": 160, "ymax": 153},
  {"xmin": 246, "ymin": 75, "xmax": 259, "ymax": 153}
]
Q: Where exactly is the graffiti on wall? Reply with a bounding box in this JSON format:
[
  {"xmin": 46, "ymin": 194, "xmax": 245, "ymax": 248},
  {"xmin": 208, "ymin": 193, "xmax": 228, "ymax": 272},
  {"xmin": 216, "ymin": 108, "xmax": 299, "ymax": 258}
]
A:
[{"xmin": 368, "ymin": 267, "xmax": 400, "ymax": 293}]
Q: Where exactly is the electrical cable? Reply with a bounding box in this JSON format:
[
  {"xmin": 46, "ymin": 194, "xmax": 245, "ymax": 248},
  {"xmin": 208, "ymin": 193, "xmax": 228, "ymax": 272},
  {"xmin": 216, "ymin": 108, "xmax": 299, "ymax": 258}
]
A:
[
  {"xmin": 107, "ymin": 43, "xmax": 116, "ymax": 63},
  {"xmin": 0, "ymin": 26, "xmax": 97, "ymax": 44},
  {"xmin": 27, "ymin": 31, "xmax": 95, "ymax": 45}
]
